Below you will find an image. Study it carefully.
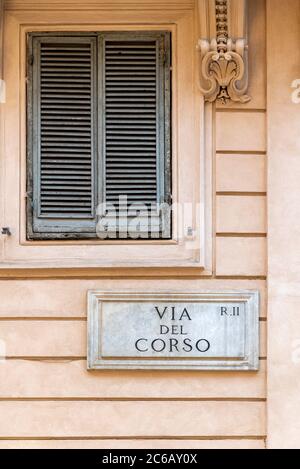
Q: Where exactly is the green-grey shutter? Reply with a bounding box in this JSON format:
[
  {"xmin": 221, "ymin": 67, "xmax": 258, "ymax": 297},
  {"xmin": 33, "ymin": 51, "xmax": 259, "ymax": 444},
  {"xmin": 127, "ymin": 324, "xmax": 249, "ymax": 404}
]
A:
[
  {"xmin": 27, "ymin": 32, "xmax": 171, "ymax": 240},
  {"xmin": 99, "ymin": 32, "xmax": 171, "ymax": 238},
  {"xmin": 27, "ymin": 34, "xmax": 98, "ymax": 239}
]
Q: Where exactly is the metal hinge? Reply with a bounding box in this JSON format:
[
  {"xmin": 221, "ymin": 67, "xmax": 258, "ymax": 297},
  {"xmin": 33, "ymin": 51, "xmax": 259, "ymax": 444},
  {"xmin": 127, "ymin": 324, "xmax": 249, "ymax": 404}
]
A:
[
  {"xmin": 1, "ymin": 227, "xmax": 12, "ymax": 236},
  {"xmin": 26, "ymin": 191, "xmax": 34, "ymax": 209},
  {"xmin": 28, "ymin": 55, "xmax": 34, "ymax": 66},
  {"xmin": 159, "ymin": 46, "xmax": 166, "ymax": 65},
  {"xmin": 166, "ymin": 193, "xmax": 172, "ymax": 205}
]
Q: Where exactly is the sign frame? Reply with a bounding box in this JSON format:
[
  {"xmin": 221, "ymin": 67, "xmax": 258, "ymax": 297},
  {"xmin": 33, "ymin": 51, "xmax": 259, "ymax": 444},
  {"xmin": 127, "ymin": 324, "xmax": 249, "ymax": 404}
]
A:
[{"xmin": 87, "ymin": 290, "xmax": 260, "ymax": 371}]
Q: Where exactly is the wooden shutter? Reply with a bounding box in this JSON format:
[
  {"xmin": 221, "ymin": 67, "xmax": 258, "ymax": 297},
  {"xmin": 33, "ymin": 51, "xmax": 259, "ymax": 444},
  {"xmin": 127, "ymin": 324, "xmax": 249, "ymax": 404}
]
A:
[
  {"xmin": 27, "ymin": 32, "xmax": 171, "ymax": 240},
  {"xmin": 99, "ymin": 32, "xmax": 171, "ymax": 238},
  {"xmin": 27, "ymin": 35, "xmax": 98, "ymax": 239}
]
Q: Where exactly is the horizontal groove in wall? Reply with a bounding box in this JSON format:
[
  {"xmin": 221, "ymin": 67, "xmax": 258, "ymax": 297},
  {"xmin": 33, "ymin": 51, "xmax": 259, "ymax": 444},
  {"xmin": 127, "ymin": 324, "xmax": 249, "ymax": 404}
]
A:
[
  {"xmin": 215, "ymin": 276, "xmax": 267, "ymax": 280},
  {"xmin": 216, "ymin": 192, "xmax": 267, "ymax": 197},
  {"xmin": 5, "ymin": 8, "xmax": 195, "ymax": 11},
  {"xmin": 0, "ymin": 436, "xmax": 267, "ymax": 441},
  {"xmin": 0, "ymin": 276, "xmax": 216, "ymax": 281},
  {"xmin": 0, "ymin": 317, "xmax": 267, "ymax": 321},
  {"xmin": 5, "ymin": 356, "xmax": 267, "ymax": 361},
  {"xmin": 0, "ymin": 274, "xmax": 268, "ymax": 281},
  {"xmin": 0, "ymin": 317, "xmax": 86, "ymax": 321},
  {"xmin": 5, "ymin": 356, "xmax": 87, "ymax": 361},
  {"xmin": 216, "ymin": 233, "xmax": 267, "ymax": 238},
  {"xmin": 0, "ymin": 272, "xmax": 216, "ymax": 281},
  {"xmin": 216, "ymin": 151, "xmax": 267, "ymax": 155},
  {"xmin": 0, "ymin": 398, "xmax": 267, "ymax": 403},
  {"xmin": 0, "ymin": 276, "xmax": 267, "ymax": 281},
  {"xmin": 216, "ymin": 108, "xmax": 266, "ymax": 114}
]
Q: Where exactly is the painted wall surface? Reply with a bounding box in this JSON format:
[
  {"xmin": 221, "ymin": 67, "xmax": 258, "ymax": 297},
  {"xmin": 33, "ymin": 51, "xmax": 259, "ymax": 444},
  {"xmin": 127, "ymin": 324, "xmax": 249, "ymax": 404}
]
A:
[{"xmin": 0, "ymin": 0, "xmax": 271, "ymax": 449}]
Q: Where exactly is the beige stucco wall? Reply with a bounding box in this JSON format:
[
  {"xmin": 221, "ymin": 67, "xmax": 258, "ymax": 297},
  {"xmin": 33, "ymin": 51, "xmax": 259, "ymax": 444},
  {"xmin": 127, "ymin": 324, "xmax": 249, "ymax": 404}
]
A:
[
  {"xmin": 267, "ymin": 0, "xmax": 300, "ymax": 450},
  {"xmin": 0, "ymin": 0, "xmax": 278, "ymax": 449}
]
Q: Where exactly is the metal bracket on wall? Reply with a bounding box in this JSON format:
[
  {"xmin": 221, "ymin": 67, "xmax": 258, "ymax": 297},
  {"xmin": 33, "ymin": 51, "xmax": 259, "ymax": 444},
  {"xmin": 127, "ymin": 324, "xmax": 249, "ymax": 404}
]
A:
[{"xmin": 1, "ymin": 227, "xmax": 12, "ymax": 236}]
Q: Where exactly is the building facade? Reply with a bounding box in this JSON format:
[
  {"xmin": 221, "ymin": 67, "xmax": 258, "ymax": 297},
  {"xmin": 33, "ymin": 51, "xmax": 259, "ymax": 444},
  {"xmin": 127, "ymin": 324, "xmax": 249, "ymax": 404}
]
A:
[{"xmin": 0, "ymin": 0, "xmax": 299, "ymax": 449}]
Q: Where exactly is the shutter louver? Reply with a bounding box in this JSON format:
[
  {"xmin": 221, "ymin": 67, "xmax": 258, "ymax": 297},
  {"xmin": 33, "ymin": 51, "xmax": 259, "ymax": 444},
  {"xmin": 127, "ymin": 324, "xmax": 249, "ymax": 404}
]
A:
[{"xmin": 28, "ymin": 36, "xmax": 98, "ymax": 239}]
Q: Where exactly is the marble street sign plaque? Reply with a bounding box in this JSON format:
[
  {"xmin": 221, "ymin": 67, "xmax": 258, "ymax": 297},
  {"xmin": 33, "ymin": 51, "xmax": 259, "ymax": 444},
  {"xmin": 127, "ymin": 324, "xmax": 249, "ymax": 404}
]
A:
[{"xmin": 87, "ymin": 291, "xmax": 259, "ymax": 371}]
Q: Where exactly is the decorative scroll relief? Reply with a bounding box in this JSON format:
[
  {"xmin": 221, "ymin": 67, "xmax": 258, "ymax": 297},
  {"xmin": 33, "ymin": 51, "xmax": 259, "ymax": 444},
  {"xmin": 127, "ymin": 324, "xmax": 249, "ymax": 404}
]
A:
[{"xmin": 197, "ymin": 0, "xmax": 250, "ymax": 104}]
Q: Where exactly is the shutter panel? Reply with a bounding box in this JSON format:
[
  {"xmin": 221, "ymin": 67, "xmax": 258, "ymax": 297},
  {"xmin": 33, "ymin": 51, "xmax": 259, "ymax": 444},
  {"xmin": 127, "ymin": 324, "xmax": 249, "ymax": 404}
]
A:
[
  {"xmin": 27, "ymin": 35, "xmax": 98, "ymax": 239},
  {"xmin": 100, "ymin": 32, "xmax": 171, "ymax": 239}
]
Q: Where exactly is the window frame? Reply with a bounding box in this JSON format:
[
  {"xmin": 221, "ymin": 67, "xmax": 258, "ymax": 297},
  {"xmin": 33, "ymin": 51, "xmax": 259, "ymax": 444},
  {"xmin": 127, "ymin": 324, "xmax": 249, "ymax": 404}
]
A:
[{"xmin": 0, "ymin": 9, "xmax": 213, "ymax": 274}]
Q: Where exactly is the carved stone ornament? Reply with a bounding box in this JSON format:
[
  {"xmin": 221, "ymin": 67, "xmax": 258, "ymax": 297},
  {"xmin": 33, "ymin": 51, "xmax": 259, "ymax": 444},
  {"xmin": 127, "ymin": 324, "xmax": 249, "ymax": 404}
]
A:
[{"xmin": 197, "ymin": 0, "xmax": 250, "ymax": 104}]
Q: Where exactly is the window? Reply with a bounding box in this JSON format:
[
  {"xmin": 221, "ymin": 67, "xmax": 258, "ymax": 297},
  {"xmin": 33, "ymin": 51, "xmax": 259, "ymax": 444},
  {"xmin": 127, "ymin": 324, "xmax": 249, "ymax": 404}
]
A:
[
  {"xmin": 27, "ymin": 32, "xmax": 171, "ymax": 240},
  {"xmin": 2, "ymin": 9, "xmax": 212, "ymax": 271}
]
